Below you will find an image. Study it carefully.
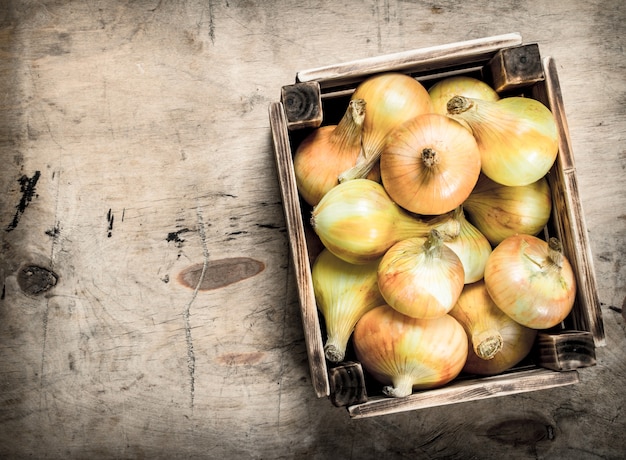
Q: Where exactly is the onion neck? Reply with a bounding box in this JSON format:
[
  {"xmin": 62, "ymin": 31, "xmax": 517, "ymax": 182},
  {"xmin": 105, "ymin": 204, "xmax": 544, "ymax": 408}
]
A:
[
  {"xmin": 472, "ymin": 330, "xmax": 503, "ymax": 360},
  {"xmin": 547, "ymin": 237, "xmax": 564, "ymax": 270},
  {"xmin": 423, "ymin": 229, "xmax": 445, "ymax": 259},
  {"xmin": 332, "ymin": 98, "xmax": 366, "ymax": 152}
]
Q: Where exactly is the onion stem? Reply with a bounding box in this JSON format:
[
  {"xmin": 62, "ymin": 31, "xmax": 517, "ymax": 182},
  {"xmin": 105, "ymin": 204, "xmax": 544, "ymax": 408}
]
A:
[
  {"xmin": 446, "ymin": 95, "xmax": 473, "ymax": 115},
  {"xmin": 472, "ymin": 330, "xmax": 504, "ymax": 360},
  {"xmin": 383, "ymin": 375, "xmax": 414, "ymax": 398},
  {"xmin": 421, "ymin": 148, "xmax": 439, "ymax": 168},
  {"xmin": 324, "ymin": 341, "xmax": 346, "ymax": 363}
]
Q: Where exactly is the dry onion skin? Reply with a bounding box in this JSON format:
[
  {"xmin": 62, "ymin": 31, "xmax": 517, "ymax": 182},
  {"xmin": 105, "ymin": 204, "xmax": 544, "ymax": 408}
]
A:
[
  {"xmin": 484, "ymin": 234, "xmax": 577, "ymax": 329},
  {"xmin": 463, "ymin": 174, "xmax": 552, "ymax": 246},
  {"xmin": 294, "ymin": 99, "xmax": 378, "ymax": 206},
  {"xmin": 378, "ymin": 230, "xmax": 465, "ymax": 319},
  {"xmin": 449, "ymin": 280, "xmax": 538, "ymax": 376},
  {"xmin": 428, "ymin": 75, "xmax": 499, "ymax": 116},
  {"xmin": 312, "ymin": 249, "xmax": 384, "ymax": 363},
  {"xmin": 353, "ymin": 305, "xmax": 468, "ymax": 397},
  {"xmin": 339, "ymin": 73, "xmax": 433, "ymax": 182},
  {"xmin": 310, "ymin": 179, "xmax": 460, "ymax": 265},
  {"xmin": 380, "ymin": 113, "xmax": 481, "ymax": 215},
  {"xmin": 447, "ymin": 95, "xmax": 558, "ymax": 187}
]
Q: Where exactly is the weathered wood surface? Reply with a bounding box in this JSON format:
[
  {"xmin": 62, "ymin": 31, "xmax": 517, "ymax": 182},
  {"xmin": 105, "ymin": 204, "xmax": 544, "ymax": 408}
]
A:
[{"xmin": 0, "ymin": 1, "xmax": 624, "ymax": 458}]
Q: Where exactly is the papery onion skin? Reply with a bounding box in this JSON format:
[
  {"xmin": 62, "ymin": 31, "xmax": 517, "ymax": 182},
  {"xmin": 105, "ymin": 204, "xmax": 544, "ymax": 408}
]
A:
[
  {"xmin": 444, "ymin": 207, "xmax": 492, "ymax": 283},
  {"xmin": 378, "ymin": 231, "xmax": 465, "ymax": 319},
  {"xmin": 312, "ymin": 249, "xmax": 384, "ymax": 363},
  {"xmin": 353, "ymin": 305, "xmax": 468, "ymax": 397},
  {"xmin": 428, "ymin": 75, "xmax": 499, "ymax": 116},
  {"xmin": 447, "ymin": 96, "xmax": 558, "ymax": 187},
  {"xmin": 339, "ymin": 73, "xmax": 433, "ymax": 182},
  {"xmin": 380, "ymin": 113, "xmax": 481, "ymax": 215},
  {"xmin": 294, "ymin": 99, "xmax": 379, "ymax": 206},
  {"xmin": 450, "ymin": 280, "xmax": 538, "ymax": 375},
  {"xmin": 463, "ymin": 174, "xmax": 552, "ymax": 246},
  {"xmin": 311, "ymin": 179, "xmax": 460, "ymax": 264},
  {"xmin": 484, "ymin": 235, "xmax": 577, "ymax": 329}
]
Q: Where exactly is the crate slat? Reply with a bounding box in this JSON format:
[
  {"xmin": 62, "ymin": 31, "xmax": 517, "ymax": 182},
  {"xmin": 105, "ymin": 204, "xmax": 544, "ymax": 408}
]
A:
[
  {"xmin": 269, "ymin": 102, "xmax": 330, "ymax": 397},
  {"xmin": 296, "ymin": 33, "xmax": 523, "ymax": 91},
  {"xmin": 535, "ymin": 57, "xmax": 605, "ymax": 345},
  {"xmin": 347, "ymin": 369, "xmax": 580, "ymax": 419}
]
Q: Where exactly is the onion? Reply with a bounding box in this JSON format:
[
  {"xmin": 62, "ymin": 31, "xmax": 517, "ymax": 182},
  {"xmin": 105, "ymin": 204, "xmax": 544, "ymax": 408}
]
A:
[
  {"xmin": 378, "ymin": 230, "xmax": 465, "ymax": 319},
  {"xmin": 447, "ymin": 95, "xmax": 558, "ymax": 186},
  {"xmin": 449, "ymin": 280, "xmax": 538, "ymax": 375},
  {"xmin": 444, "ymin": 207, "xmax": 492, "ymax": 284},
  {"xmin": 339, "ymin": 73, "xmax": 433, "ymax": 182},
  {"xmin": 310, "ymin": 179, "xmax": 460, "ymax": 264},
  {"xmin": 484, "ymin": 235, "xmax": 577, "ymax": 329},
  {"xmin": 312, "ymin": 249, "xmax": 384, "ymax": 363},
  {"xmin": 462, "ymin": 174, "xmax": 552, "ymax": 246},
  {"xmin": 380, "ymin": 113, "xmax": 481, "ymax": 215},
  {"xmin": 353, "ymin": 305, "xmax": 468, "ymax": 397},
  {"xmin": 428, "ymin": 75, "xmax": 499, "ymax": 116},
  {"xmin": 294, "ymin": 99, "xmax": 379, "ymax": 206}
]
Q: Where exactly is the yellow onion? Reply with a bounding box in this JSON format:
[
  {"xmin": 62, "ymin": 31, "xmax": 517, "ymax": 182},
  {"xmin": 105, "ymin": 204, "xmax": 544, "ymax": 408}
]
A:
[
  {"xmin": 353, "ymin": 305, "xmax": 468, "ymax": 397},
  {"xmin": 449, "ymin": 280, "xmax": 538, "ymax": 375},
  {"xmin": 294, "ymin": 99, "xmax": 379, "ymax": 206},
  {"xmin": 380, "ymin": 113, "xmax": 481, "ymax": 215},
  {"xmin": 484, "ymin": 235, "xmax": 576, "ymax": 329},
  {"xmin": 312, "ymin": 249, "xmax": 384, "ymax": 363},
  {"xmin": 444, "ymin": 207, "xmax": 492, "ymax": 283},
  {"xmin": 310, "ymin": 179, "xmax": 460, "ymax": 264},
  {"xmin": 447, "ymin": 95, "xmax": 558, "ymax": 186},
  {"xmin": 428, "ymin": 75, "xmax": 499, "ymax": 116},
  {"xmin": 339, "ymin": 73, "xmax": 433, "ymax": 182},
  {"xmin": 463, "ymin": 174, "xmax": 552, "ymax": 246},
  {"xmin": 378, "ymin": 230, "xmax": 465, "ymax": 319}
]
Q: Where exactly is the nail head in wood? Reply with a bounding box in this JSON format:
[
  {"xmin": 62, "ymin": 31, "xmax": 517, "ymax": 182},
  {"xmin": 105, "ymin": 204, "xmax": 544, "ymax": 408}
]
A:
[
  {"xmin": 487, "ymin": 43, "xmax": 544, "ymax": 93},
  {"xmin": 280, "ymin": 81, "xmax": 323, "ymax": 130},
  {"xmin": 536, "ymin": 331, "xmax": 596, "ymax": 371},
  {"xmin": 328, "ymin": 361, "xmax": 368, "ymax": 407}
]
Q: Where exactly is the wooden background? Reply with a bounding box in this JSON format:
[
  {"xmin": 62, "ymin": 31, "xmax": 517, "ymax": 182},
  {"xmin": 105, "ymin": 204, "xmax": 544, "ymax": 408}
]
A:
[{"xmin": 1, "ymin": 1, "xmax": 624, "ymax": 458}]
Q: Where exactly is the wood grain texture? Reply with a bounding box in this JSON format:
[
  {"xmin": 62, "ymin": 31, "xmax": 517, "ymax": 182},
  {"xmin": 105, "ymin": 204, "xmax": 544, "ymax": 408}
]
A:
[{"xmin": 0, "ymin": 1, "xmax": 625, "ymax": 458}]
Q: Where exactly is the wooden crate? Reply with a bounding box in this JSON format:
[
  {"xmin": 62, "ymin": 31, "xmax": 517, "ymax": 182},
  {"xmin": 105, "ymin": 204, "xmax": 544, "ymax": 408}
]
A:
[{"xmin": 269, "ymin": 33, "xmax": 605, "ymax": 419}]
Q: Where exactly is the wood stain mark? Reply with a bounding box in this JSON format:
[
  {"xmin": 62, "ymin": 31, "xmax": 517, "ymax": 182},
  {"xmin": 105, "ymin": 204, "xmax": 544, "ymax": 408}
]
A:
[
  {"xmin": 45, "ymin": 222, "xmax": 60, "ymax": 239},
  {"xmin": 216, "ymin": 352, "xmax": 264, "ymax": 366},
  {"xmin": 485, "ymin": 418, "xmax": 555, "ymax": 447},
  {"xmin": 166, "ymin": 228, "xmax": 192, "ymax": 247},
  {"xmin": 207, "ymin": 0, "xmax": 216, "ymax": 44},
  {"xmin": 106, "ymin": 209, "xmax": 114, "ymax": 238},
  {"xmin": 177, "ymin": 257, "xmax": 265, "ymax": 291},
  {"xmin": 6, "ymin": 171, "xmax": 41, "ymax": 232},
  {"xmin": 17, "ymin": 265, "xmax": 58, "ymax": 296}
]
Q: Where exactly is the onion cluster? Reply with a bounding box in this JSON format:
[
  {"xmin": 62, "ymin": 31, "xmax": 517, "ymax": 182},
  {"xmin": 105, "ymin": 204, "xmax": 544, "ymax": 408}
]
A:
[{"xmin": 299, "ymin": 72, "xmax": 576, "ymax": 398}]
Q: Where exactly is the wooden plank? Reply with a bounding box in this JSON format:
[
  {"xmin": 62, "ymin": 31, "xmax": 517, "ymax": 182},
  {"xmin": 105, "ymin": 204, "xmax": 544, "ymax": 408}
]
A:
[
  {"xmin": 347, "ymin": 368, "xmax": 580, "ymax": 419},
  {"xmin": 269, "ymin": 102, "xmax": 329, "ymax": 397},
  {"xmin": 536, "ymin": 57, "xmax": 605, "ymax": 345},
  {"xmin": 296, "ymin": 33, "xmax": 523, "ymax": 90}
]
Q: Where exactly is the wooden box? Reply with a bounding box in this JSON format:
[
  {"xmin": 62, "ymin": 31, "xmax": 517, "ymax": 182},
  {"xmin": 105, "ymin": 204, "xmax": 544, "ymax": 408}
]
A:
[{"xmin": 269, "ymin": 33, "xmax": 605, "ymax": 418}]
